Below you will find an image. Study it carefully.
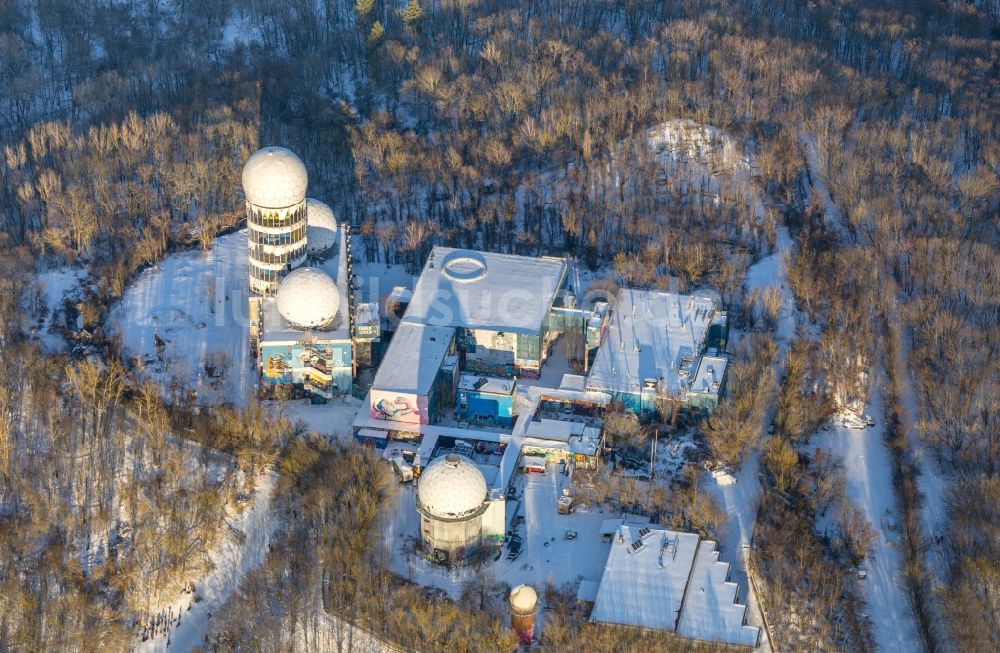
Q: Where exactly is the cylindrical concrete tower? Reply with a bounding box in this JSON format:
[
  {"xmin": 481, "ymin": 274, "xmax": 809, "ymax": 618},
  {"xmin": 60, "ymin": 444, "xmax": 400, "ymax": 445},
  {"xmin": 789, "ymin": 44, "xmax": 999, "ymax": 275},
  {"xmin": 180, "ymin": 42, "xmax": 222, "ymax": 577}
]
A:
[
  {"xmin": 509, "ymin": 584, "xmax": 537, "ymax": 644},
  {"xmin": 415, "ymin": 453, "xmax": 489, "ymax": 566},
  {"xmin": 242, "ymin": 147, "xmax": 309, "ymax": 296}
]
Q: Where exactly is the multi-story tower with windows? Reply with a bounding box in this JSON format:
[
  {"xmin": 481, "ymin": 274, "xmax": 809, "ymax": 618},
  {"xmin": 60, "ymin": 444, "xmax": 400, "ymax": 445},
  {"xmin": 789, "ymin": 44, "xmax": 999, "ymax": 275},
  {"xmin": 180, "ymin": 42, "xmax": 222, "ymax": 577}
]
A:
[{"xmin": 242, "ymin": 147, "xmax": 309, "ymax": 296}]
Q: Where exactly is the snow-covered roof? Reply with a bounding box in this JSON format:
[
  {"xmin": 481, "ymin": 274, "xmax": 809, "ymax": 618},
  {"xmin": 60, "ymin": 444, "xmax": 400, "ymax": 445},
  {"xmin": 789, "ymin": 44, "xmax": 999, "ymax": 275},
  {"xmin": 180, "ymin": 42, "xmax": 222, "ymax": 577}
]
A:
[
  {"xmin": 389, "ymin": 285, "xmax": 413, "ymax": 303},
  {"xmin": 458, "ymin": 375, "xmax": 515, "ymax": 396},
  {"xmin": 371, "ymin": 322, "xmax": 454, "ymax": 395},
  {"xmin": 403, "ymin": 247, "xmax": 567, "ymax": 334},
  {"xmin": 242, "ymin": 146, "xmax": 308, "ymax": 209},
  {"xmin": 559, "ymin": 374, "xmax": 587, "ymax": 391},
  {"xmin": 260, "ymin": 228, "xmax": 352, "ymax": 343},
  {"xmin": 589, "ymin": 523, "xmax": 701, "ymax": 632},
  {"xmin": 523, "ymin": 418, "xmax": 584, "ymax": 442},
  {"xmin": 587, "ymin": 289, "xmax": 718, "ymax": 397},
  {"xmin": 569, "ymin": 425, "xmax": 603, "ymax": 456},
  {"xmin": 599, "ymin": 519, "xmax": 623, "ymax": 536},
  {"xmin": 416, "ymin": 453, "xmax": 488, "ymax": 521},
  {"xmin": 577, "ymin": 580, "xmax": 601, "ymax": 603},
  {"xmin": 675, "ymin": 541, "xmax": 760, "ymax": 647},
  {"xmin": 305, "ymin": 198, "xmax": 338, "ymax": 254},
  {"xmin": 689, "ymin": 356, "xmax": 728, "ymax": 396},
  {"xmin": 275, "ymin": 267, "xmax": 341, "ymax": 330},
  {"xmin": 589, "ymin": 524, "xmax": 759, "ymax": 647}
]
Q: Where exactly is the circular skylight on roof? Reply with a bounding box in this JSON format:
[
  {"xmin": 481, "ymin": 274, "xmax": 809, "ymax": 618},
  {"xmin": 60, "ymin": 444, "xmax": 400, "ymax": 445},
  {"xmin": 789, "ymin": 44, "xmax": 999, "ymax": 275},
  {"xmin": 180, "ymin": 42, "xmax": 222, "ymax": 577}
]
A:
[{"xmin": 441, "ymin": 251, "xmax": 488, "ymax": 282}]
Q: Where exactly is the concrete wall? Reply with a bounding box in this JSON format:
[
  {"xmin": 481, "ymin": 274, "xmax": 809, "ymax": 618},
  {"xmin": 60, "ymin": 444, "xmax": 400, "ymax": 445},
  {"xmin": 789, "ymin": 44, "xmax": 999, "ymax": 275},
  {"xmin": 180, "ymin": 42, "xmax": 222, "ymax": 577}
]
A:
[{"xmin": 420, "ymin": 513, "xmax": 485, "ymax": 563}]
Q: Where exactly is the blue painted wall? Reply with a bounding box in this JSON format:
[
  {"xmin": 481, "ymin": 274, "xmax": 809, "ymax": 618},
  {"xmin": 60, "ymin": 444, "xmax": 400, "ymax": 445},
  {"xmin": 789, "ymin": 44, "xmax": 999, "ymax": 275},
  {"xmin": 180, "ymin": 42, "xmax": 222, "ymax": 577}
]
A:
[
  {"xmin": 456, "ymin": 389, "xmax": 514, "ymax": 426},
  {"xmin": 260, "ymin": 340, "xmax": 353, "ymax": 396}
]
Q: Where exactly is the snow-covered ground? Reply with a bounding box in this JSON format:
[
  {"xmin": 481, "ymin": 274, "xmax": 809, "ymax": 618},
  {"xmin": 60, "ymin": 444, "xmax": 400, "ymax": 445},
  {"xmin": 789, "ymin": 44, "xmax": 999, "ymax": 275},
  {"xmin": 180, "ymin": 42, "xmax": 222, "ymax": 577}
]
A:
[
  {"xmin": 32, "ymin": 266, "xmax": 87, "ymax": 352},
  {"xmin": 649, "ymin": 119, "xmax": 762, "ymax": 220},
  {"xmin": 384, "ymin": 465, "xmax": 614, "ymax": 600},
  {"xmin": 276, "ymin": 395, "xmax": 364, "ymax": 440},
  {"xmin": 700, "ymin": 224, "xmax": 796, "ymax": 652},
  {"xmin": 300, "ymin": 614, "xmax": 402, "ymax": 653},
  {"xmin": 799, "ymin": 132, "xmax": 850, "ymax": 241},
  {"xmin": 108, "ymin": 231, "xmax": 256, "ymax": 405},
  {"xmin": 813, "ymin": 391, "xmax": 920, "ymax": 652},
  {"xmin": 136, "ymin": 471, "xmax": 279, "ymax": 653},
  {"xmin": 801, "ymin": 128, "xmax": 928, "ymax": 650}
]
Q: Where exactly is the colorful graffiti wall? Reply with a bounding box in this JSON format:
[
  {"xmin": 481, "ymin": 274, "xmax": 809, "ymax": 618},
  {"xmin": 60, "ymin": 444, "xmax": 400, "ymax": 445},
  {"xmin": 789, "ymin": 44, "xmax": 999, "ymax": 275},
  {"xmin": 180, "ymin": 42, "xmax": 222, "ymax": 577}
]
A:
[
  {"xmin": 259, "ymin": 340, "xmax": 353, "ymax": 396},
  {"xmin": 370, "ymin": 389, "xmax": 430, "ymax": 425}
]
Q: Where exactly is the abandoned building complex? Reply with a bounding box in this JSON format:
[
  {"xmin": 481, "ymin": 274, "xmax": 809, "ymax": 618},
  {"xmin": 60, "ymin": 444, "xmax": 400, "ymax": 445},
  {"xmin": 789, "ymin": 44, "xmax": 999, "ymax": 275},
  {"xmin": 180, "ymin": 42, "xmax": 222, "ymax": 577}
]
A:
[{"xmin": 241, "ymin": 150, "xmax": 749, "ymax": 646}]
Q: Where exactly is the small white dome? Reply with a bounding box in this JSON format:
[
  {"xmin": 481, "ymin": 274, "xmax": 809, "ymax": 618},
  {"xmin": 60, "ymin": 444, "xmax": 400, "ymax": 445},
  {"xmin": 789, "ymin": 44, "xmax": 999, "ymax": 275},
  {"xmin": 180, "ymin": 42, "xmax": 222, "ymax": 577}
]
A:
[
  {"xmin": 242, "ymin": 147, "xmax": 308, "ymax": 209},
  {"xmin": 509, "ymin": 585, "xmax": 538, "ymax": 613},
  {"xmin": 306, "ymin": 198, "xmax": 338, "ymax": 255},
  {"xmin": 275, "ymin": 268, "xmax": 341, "ymax": 330},
  {"xmin": 417, "ymin": 454, "xmax": 487, "ymax": 520}
]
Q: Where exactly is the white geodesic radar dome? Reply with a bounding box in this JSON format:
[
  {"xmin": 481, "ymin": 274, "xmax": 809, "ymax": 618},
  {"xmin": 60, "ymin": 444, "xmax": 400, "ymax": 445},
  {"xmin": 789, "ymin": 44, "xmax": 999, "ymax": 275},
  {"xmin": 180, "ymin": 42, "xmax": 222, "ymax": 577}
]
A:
[
  {"xmin": 242, "ymin": 146, "xmax": 308, "ymax": 209},
  {"xmin": 306, "ymin": 198, "xmax": 338, "ymax": 255},
  {"xmin": 509, "ymin": 585, "xmax": 538, "ymax": 614},
  {"xmin": 275, "ymin": 267, "xmax": 341, "ymax": 330},
  {"xmin": 417, "ymin": 454, "xmax": 488, "ymax": 520}
]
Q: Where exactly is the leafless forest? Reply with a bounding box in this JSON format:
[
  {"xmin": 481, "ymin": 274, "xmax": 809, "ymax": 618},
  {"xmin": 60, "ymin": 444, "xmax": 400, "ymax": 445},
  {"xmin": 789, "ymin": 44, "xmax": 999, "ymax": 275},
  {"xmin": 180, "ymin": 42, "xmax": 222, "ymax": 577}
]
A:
[{"xmin": 0, "ymin": 0, "xmax": 997, "ymax": 651}]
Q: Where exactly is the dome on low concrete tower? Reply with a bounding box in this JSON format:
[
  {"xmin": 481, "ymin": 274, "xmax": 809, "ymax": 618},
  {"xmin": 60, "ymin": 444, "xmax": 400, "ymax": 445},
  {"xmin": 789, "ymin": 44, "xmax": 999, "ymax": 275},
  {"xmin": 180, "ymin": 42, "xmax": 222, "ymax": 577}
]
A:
[
  {"xmin": 275, "ymin": 267, "xmax": 340, "ymax": 330},
  {"xmin": 305, "ymin": 198, "xmax": 338, "ymax": 255},
  {"xmin": 509, "ymin": 585, "xmax": 538, "ymax": 613},
  {"xmin": 417, "ymin": 454, "xmax": 488, "ymax": 520},
  {"xmin": 242, "ymin": 146, "xmax": 308, "ymax": 209}
]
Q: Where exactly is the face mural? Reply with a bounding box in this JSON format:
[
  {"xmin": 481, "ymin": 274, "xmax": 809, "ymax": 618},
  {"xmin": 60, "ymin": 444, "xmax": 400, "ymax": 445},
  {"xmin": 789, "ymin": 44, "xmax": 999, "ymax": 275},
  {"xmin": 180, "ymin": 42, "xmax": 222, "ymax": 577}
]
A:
[{"xmin": 372, "ymin": 396, "xmax": 415, "ymax": 419}]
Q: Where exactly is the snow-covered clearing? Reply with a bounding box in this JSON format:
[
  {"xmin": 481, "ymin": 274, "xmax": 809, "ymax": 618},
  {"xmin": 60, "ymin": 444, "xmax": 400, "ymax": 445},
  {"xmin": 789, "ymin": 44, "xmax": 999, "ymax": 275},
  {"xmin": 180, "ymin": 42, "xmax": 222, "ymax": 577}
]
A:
[
  {"xmin": 108, "ymin": 231, "xmax": 256, "ymax": 405},
  {"xmin": 277, "ymin": 395, "xmax": 364, "ymax": 440},
  {"xmin": 813, "ymin": 391, "xmax": 920, "ymax": 652},
  {"xmin": 32, "ymin": 266, "xmax": 87, "ymax": 352},
  {"xmin": 136, "ymin": 471, "xmax": 279, "ymax": 653},
  {"xmin": 299, "ymin": 614, "xmax": 401, "ymax": 653},
  {"xmin": 649, "ymin": 119, "xmax": 762, "ymax": 217}
]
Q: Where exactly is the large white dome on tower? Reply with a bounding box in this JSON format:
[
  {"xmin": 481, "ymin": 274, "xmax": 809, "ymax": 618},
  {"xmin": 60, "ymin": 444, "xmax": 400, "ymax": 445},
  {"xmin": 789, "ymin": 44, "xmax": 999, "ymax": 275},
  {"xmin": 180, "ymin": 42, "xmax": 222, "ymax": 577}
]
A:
[
  {"xmin": 417, "ymin": 454, "xmax": 488, "ymax": 520},
  {"xmin": 275, "ymin": 267, "xmax": 341, "ymax": 330},
  {"xmin": 242, "ymin": 146, "xmax": 308, "ymax": 209},
  {"xmin": 306, "ymin": 198, "xmax": 338, "ymax": 255}
]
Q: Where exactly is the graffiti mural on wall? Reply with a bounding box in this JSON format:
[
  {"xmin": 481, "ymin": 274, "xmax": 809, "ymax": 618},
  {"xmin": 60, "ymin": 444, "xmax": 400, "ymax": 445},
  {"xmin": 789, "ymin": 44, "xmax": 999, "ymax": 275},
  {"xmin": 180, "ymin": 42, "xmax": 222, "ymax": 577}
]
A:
[
  {"xmin": 370, "ymin": 390, "xmax": 430, "ymax": 424},
  {"xmin": 372, "ymin": 396, "xmax": 416, "ymax": 420},
  {"xmin": 263, "ymin": 353, "xmax": 291, "ymax": 383},
  {"xmin": 465, "ymin": 329, "xmax": 515, "ymax": 377}
]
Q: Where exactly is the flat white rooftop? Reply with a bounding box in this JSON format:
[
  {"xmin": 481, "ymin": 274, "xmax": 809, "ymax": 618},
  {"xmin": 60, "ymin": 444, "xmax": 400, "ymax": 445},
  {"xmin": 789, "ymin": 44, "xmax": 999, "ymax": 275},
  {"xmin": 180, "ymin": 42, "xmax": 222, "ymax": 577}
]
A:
[
  {"xmin": 690, "ymin": 356, "xmax": 728, "ymax": 396},
  {"xmin": 371, "ymin": 322, "xmax": 454, "ymax": 395},
  {"xmin": 457, "ymin": 374, "xmax": 515, "ymax": 396},
  {"xmin": 587, "ymin": 289, "xmax": 718, "ymax": 397},
  {"xmin": 588, "ymin": 523, "xmax": 760, "ymax": 647},
  {"xmin": 590, "ymin": 523, "xmax": 701, "ymax": 631},
  {"xmin": 403, "ymin": 247, "xmax": 567, "ymax": 335}
]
